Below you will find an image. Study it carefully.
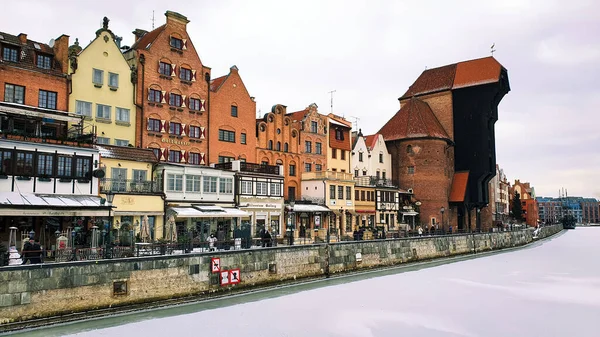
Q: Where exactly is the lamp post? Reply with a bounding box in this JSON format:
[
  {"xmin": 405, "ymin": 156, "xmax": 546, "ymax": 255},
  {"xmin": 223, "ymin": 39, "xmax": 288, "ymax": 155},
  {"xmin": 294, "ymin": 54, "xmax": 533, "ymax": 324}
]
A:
[
  {"xmin": 104, "ymin": 191, "xmax": 115, "ymax": 259},
  {"xmin": 288, "ymin": 200, "xmax": 295, "ymax": 246},
  {"xmin": 440, "ymin": 206, "xmax": 445, "ymax": 235}
]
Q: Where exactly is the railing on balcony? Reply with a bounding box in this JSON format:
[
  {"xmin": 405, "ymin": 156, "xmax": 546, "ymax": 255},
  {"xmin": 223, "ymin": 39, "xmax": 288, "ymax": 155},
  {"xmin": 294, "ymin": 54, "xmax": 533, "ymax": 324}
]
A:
[
  {"xmin": 215, "ymin": 161, "xmax": 280, "ymax": 175},
  {"xmin": 3, "ymin": 130, "xmax": 95, "ymax": 147},
  {"xmin": 353, "ymin": 176, "xmax": 397, "ymax": 187},
  {"xmin": 100, "ymin": 178, "xmax": 163, "ymax": 193},
  {"xmin": 302, "ymin": 171, "xmax": 354, "ymax": 181}
]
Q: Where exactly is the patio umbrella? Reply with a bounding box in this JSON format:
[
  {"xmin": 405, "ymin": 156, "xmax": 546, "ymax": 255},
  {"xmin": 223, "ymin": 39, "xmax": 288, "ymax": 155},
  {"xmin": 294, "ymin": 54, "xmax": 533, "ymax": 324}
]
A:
[
  {"xmin": 167, "ymin": 215, "xmax": 177, "ymax": 242},
  {"xmin": 141, "ymin": 215, "xmax": 150, "ymax": 243}
]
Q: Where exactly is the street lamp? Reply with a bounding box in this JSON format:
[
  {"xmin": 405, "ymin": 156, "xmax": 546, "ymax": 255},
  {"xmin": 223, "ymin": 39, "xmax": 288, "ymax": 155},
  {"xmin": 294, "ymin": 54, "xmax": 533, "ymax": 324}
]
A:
[
  {"xmin": 440, "ymin": 206, "xmax": 445, "ymax": 234},
  {"xmin": 104, "ymin": 191, "xmax": 115, "ymax": 259}
]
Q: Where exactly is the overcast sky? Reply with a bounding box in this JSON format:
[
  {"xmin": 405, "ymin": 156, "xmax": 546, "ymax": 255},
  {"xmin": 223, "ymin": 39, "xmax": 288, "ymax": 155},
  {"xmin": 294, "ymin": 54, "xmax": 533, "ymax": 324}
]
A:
[{"xmin": 3, "ymin": 0, "xmax": 599, "ymax": 198}]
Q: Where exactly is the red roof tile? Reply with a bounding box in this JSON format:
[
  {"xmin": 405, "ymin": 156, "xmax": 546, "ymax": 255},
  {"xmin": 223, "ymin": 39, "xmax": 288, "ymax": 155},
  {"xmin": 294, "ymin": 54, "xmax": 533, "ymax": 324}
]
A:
[
  {"xmin": 95, "ymin": 145, "xmax": 159, "ymax": 163},
  {"xmin": 449, "ymin": 171, "xmax": 469, "ymax": 202},
  {"xmin": 210, "ymin": 75, "xmax": 228, "ymax": 92},
  {"xmin": 131, "ymin": 25, "xmax": 165, "ymax": 50},
  {"xmin": 453, "ymin": 57, "xmax": 502, "ymax": 89},
  {"xmin": 363, "ymin": 134, "xmax": 379, "ymax": 151},
  {"xmin": 378, "ymin": 98, "xmax": 450, "ymax": 142},
  {"xmin": 286, "ymin": 109, "xmax": 308, "ymax": 122},
  {"xmin": 400, "ymin": 57, "xmax": 504, "ymax": 99},
  {"xmin": 0, "ymin": 31, "xmax": 65, "ymax": 76}
]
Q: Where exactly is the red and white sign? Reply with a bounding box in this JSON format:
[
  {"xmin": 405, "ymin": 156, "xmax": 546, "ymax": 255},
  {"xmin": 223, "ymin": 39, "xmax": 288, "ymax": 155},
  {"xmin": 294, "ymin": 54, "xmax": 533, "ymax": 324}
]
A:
[
  {"xmin": 220, "ymin": 270, "xmax": 230, "ymax": 286},
  {"xmin": 211, "ymin": 258, "xmax": 221, "ymax": 273},
  {"xmin": 229, "ymin": 269, "xmax": 241, "ymax": 284}
]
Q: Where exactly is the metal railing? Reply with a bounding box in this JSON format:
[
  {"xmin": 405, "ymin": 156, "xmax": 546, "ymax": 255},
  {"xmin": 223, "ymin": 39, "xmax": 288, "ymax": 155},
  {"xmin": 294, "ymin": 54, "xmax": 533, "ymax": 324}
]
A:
[
  {"xmin": 353, "ymin": 176, "xmax": 397, "ymax": 188},
  {"xmin": 100, "ymin": 178, "xmax": 163, "ymax": 193},
  {"xmin": 302, "ymin": 171, "xmax": 354, "ymax": 181}
]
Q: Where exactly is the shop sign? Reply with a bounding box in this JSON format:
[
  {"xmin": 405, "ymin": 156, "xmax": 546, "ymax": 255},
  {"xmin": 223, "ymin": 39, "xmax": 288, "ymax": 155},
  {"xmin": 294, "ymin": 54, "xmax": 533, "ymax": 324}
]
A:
[
  {"xmin": 161, "ymin": 138, "xmax": 190, "ymax": 146},
  {"xmin": 244, "ymin": 203, "xmax": 281, "ymax": 209}
]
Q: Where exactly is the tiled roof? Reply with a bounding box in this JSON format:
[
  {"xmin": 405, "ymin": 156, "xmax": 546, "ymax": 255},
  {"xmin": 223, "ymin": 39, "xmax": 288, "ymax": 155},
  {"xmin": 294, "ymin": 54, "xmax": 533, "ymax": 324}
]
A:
[
  {"xmin": 210, "ymin": 75, "xmax": 228, "ymax": 92},
  {"xmin": 130, "ymin": 24, "xmax": 166, "ymax": 50},
  {"xmin": 449, "ymin": 171, "xmax": 469, "ymax": 203},
  {"xmin": 95, "ymin": 145, "xmax": 159, "ymax": 163},
  {"xmin": 0, "ymin": 31, "xmax": 64, "ymax": 75},
  {"xmin": 378, "ymin": 98, "xmax": 450, "ymax": 142},
  {"xmin": 400, "ymin": 57, "xmax": 503, "ymax": 99},
  {"xmin": 286, "ymin": 109, "xmax": 308, "ymax": 122},
  {"xmin": 363, "ymin": 134, "xmax": 379, "ymax": 151}
]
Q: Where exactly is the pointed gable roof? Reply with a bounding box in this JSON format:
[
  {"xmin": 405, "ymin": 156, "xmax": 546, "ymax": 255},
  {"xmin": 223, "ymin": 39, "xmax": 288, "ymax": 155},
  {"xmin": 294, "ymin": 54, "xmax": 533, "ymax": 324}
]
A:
[
  {"xmin": 378, "ymin": 98, "xmax": 450, "ymax": 142},
  {"xmin": 286, "ymin": 109, "xmax": 308, "ymax": 122},
  {"xmin": 400, "ymin": 56, "xmax": 504, "ymax": 99},
  {"xmin": 210, "ymin": 75, "xmax": 228, "ymax": 92},
  {"xmin": 363, "ymin": 134, "xmax": 379, "ymax": 151},
  {"xmin": 130, "ymin": 24, "xmax": 166, "ymax": 50}
]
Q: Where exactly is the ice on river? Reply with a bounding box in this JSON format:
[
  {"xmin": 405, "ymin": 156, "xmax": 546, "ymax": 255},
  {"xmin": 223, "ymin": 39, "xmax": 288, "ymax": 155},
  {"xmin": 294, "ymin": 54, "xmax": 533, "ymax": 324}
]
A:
[{"xmin": 34, "ymin": 228, "xmax": 600, "ymax": 336}]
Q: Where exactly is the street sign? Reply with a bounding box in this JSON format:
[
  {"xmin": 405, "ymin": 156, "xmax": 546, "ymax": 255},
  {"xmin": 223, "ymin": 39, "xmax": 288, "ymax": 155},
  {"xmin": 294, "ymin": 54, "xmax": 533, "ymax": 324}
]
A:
[
  {"xmin": 220, "ymin": 270, "xmax": 230, "ymax": 286},
  {"xmin": 229, "ymin": 269, "xmax": 241, "ymax": 284},
  {"xmin": 211, "ymin": 257, "xmax": 221, "ymax": 273}
]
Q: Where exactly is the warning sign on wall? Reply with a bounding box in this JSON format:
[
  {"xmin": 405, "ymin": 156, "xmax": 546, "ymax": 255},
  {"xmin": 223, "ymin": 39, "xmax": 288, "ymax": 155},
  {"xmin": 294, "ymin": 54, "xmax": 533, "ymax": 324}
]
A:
[
  {"xmin": 220, "ymin": 270, "xmax": 230, "ymax": 286},
  {"xmin": 229, "ymin": 269, "xmax": 241, "ymax": 284},
  {"xmin": 211, "ymin": 257, "xmax": 221, "ymax": 273}
]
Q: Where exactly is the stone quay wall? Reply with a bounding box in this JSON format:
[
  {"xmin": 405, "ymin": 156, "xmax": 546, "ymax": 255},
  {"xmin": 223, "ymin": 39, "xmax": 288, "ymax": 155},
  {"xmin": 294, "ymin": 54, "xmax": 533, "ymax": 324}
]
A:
[{"xmin": 0, "ymin": 225, "xmax": 563, "ymax": 324}]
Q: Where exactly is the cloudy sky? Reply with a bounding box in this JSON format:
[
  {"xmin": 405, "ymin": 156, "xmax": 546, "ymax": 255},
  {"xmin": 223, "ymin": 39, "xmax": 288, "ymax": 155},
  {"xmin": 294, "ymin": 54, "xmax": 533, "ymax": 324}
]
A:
[{"xmin": 3, "ymin": 0, "xmax": 599, "ymax": 198}]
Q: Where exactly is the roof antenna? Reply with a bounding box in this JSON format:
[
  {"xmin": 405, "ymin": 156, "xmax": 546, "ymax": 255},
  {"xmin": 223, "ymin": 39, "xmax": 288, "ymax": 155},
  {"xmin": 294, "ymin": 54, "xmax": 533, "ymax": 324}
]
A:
[
  {"xmin": 491, "ymin": 42, "xmax": 496, "ymax": 56},
  {"xmin": 152, "ymin": 10, "xmax": 155, "ymax": 29},
  {"xmin": 350, "ymin": 116, "xmax": 360, "ymax": 130},
  {"xmin": 328, "ymin": 90, "xmax": 336, "ymax": 115}
]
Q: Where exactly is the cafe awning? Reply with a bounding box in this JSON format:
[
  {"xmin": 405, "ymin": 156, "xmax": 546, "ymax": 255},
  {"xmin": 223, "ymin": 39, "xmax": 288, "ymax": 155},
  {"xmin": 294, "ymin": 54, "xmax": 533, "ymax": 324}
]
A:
[
  {"xmin": 290, "ymin": 204, "xmax": 331, "ymax": 213},
  {"xmin": 0, "ymin": 192, "xmax": 111, "ymax": 216},
  {"xmin": 168, "ymin": 205, "xmax": 249, "ymax": 218},
  {"xmin": 0, "ymin": 101, "xmax": 82, "ymax": 123}
]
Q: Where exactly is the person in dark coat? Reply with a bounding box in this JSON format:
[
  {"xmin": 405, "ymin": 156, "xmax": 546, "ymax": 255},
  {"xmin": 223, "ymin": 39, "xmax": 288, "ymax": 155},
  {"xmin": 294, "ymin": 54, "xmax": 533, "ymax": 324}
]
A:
[
  {"xmin": 21, "ymin": 239, "xmax": 34, "ymax": 264},
  {"xmin": 30, "ymin": 240, "xmax": 42, "ymax": 264},
  {"xmin": 262, "ymin": 229, "xmax": 271, "ymax": 247}
]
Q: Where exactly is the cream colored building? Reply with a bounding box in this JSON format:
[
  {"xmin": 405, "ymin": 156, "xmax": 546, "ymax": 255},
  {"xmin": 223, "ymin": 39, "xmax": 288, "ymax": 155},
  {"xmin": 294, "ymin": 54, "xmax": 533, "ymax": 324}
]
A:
[
  {"xmin": 69, "ymin": 18, "xmax": 136, "ymax": 147},
  {"xmin": 97, "ymin": 145, "xmax": 164, "ymax": 241}
]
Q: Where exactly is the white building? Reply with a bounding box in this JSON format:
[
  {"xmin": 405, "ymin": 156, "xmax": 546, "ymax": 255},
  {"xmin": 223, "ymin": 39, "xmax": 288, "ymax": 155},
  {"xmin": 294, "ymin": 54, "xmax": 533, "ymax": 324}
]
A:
[
  {"xmin": 351, "ymin": 132, "xmax": 392, "ymax": 181},
  {"xmin": 489, "ymin": 164, "xmax": 510, "ymax": 224},
  {"xmin": 159, "ymin": 163, "xmax": 247, "ymax": 242}
]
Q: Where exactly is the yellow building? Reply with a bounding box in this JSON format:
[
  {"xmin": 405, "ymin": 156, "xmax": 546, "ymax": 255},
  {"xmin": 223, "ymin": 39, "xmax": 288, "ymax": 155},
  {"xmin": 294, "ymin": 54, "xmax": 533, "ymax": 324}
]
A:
[
  {"xmin": 96, "ymin": 145, "xmax": 164, "ymax": 241},
  {"xmin": 68, "ymin": 17, "xmax": 136, "ymax": 147}
]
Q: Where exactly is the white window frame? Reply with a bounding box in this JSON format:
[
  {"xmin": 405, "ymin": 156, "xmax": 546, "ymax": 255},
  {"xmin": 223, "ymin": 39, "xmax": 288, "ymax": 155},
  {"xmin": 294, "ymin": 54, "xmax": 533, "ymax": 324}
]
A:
[
  {"xmin": 96, "ymin": 137, "xmax": 110, "ymax": 145},
  {"xmin": 167, "ymin": 174, "xmax": 183, "ymax": 192},
  {"xmin": 93, "ymin": 69, "xmax": 104, "ymax": 85},
  {"xmin": 186, "ymin": 175, "xmax": 201, "ymax": 192},
  {"xmin": 96, "ymin": 104, "xmax": 111, "ymax": 119},
  {"xmin": 256, "ymin": 182, "xmax": 268, "ymax": 196},
  {"xmin": 241, "ymin": 180, "xmax": 253, "ymax": 194},
  {"xmin": 270, "ymin": 182, "xmax": 282, "ymax": 197},
  {"xmin": 219, "ymin": 178, "xmax": 233, "ymax": 194},
  {"xmin": 114, "ymin": 139, "xmax": 129, "ymax": 147},
  {"xmin": 76, "ymin": 100, "xmax": 92, "ymax": 117},
  {"xmin": 109, "ymin": 72, "xmax": 119, "ymax": 88},
  {"xmin": 116, "ymin": 107, "xmax": 130, "ymax": 123},
  {"xmin": 203, "ymin": 176, "xmax": 218, "ymax": 193}
]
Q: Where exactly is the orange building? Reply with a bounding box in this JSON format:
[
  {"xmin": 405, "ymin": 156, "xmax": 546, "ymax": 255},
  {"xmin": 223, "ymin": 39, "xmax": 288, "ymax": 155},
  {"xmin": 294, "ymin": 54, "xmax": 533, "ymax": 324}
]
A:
[
  {"xmin": 510, "ymin": 179, "xmax": 539, "ymax": 227},
  {"xmin": 125, "ymin": 11, "xmax": 211, "ymax": 165},
  {"xmin": 256, "ymin": 104, "xmax": 301, "ymax": 201},
  {"xmin": 288, "ymin": 103, "xmax": 328, "ymax": 174},
  {"xmin": 208, "ymin": 65, "xmax": 257, "ymax": 164}
]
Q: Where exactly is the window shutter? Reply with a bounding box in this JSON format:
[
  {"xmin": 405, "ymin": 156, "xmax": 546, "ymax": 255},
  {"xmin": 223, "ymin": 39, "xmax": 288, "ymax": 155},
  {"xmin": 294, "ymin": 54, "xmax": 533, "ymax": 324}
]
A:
[
  {"xmin": 200, "ymin": 127, "xmax": 206, "ymax": 139},
  {"xmin": 191, "ymin": 69, "xmax": 196, "ymax": 82},
  {"xmin": 180, "ymin": 123, "xmax": 187, "ymax": 136},
  {"xmin": 159, "ymin": 119, "xmax": 165, "ymax": 132},
  {"xmin": 161, "ymin": 148, "xmax": 167, "ymax": 161},
  {"xmin": 158, "ymin": 60, "xmax": 161, "ymax": 73},
  {"xmin": 171, "ymin": 64, "xmax": 176, "ymax": 77},
  {"xmin": 200, "ymin": 99, "xmax": 206, "ymax": 112},
  {"xmin": 200, "ymin": 153, "xmax": 206, "ymax": 165},
  {"xmin": 182, "ymin": 39, "xmax": 187, "ymax": 50},
  {"xmin": 181, "ymin": 95, "xmax": 187, "ymax": 108},
  {"xmin": 146, "ymin": 118, "xmax": 152, "ymax": 131},
  {"xmin": 147, "ymin": 88, "xmax": 152, "ymax": 101},
  {"xmin": 161, "ymin": 91, "xmax": 167, "ymax": 103},
  {"xmin": 180, "ymin": 150, "xmax": 187, "ymax": 163}
]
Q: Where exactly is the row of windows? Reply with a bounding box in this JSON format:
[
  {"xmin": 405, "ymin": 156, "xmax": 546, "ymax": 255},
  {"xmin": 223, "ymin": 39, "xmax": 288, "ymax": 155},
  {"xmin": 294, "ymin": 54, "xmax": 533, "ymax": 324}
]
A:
[
  {"xmin": 92, "ymin": 69, "xmax": 119, "ymax": 88},
  {"xmin": 267, "ymin": 140, "xmax": 288, "ymax": 152},
  {"xmin": 0, "ymin": 149, "xmax": 92, "ymax": 179},
  {"xmin": 2, "ymin": 45, "xmax": 52, "ymax": 70},
  {"xmin": 353, "ymin": 170, "xmax": 387, "ymax": 179},
  {"xmin": 159, "ymin": 150, "xmax": 203, "ymax": 165},
  {"xmin": 355, "ymin": 152, "xmax": 384, "ymax": 163},
  {"xmin": 96, "ymin": 137, "xmax": 130, "ymax": 147},
  {"xmin": 331, "ymin": 149, "xmax": 346, "ymax": 160},
  {"xmin": 330, "ymin": 185, "xmax": 352, "ymax": 201},
  {"xmin": 166, "ymin": 173, "xmax": 232, "ymax": 194},
  {"xmin": 303, "ymin": 163, "xmax": 322, "ymax": 172},
  {"xmin": 75, "ymin": 100, "xmax": 130, "ymax": 122},
  {"xmin": 355, "ymin": 190, "xmax": 376, "ymax": 202},
  {"xmin": 147, "ymin": 88, "xmax": 204, "ymax": 111},
  {"xmin": 219, "ymin": 129, "xmax": 247, "ymax": 144},
  {"xmin": 304, "ymin": 141, "xmax": 323, "ymax": 154},
  {"xmin": 158, "ymin": 62, "xmax": 196, "ymax": 82},
  {"xmin": 379, "ymin": 191, "xmax": 396, "ymax": 203},
  {"xmin": 240, "ymin": 180, "xmax": 283, "ymax": 197},
  {"xmin": 147, "ymin": 119, "xmax": 204, "ymax": 139},
  {"xmin": 4, "ymin": 84, "xmax": 57, "ymax": 109}
]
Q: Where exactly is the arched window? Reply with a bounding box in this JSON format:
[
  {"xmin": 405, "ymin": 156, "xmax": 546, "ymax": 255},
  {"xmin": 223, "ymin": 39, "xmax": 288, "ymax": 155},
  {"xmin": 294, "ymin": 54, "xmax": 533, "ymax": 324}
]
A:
[
  {"xmin": 284, "ymin": 143, "xmax": 289, "ymax": 152},
  {"xmin": 268, "ymin": 140, "xmax": 273, "ymax": 150},
  {"xmin": 276, "ymin": 142, "xmax": 281, "ymax": 151},
  {"xmin": 276, "ymin": 159, "xmax": 283, "ymax": 165}
]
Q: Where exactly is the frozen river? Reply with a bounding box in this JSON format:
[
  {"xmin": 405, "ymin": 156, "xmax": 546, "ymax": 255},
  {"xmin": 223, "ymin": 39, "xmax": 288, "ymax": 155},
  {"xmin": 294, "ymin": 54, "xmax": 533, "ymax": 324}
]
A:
[{"xmin": 8, "ymin": 228, "xmax": 600, "ymax": 337}]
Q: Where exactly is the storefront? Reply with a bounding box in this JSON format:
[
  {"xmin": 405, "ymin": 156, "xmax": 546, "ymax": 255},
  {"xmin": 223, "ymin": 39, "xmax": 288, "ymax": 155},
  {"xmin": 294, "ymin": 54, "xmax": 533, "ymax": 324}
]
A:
[
  {"xmin": 167, "ymin": 205, "xmax": 249, "ymax": 242},
  {"xmin": 289, "ymin": 203, "xmax": 331, "ymax": 240},
  {"xmin": 239, "ymin": 202, "xmax": 284, "ymax": 238}
]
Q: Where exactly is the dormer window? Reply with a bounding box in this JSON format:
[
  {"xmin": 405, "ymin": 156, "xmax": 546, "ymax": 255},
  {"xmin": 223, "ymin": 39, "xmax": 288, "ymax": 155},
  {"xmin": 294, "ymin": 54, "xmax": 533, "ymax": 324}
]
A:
[
  {"xmin": 36, "ymin": 54, "xmax": 52, "ymax": 69},
  {"xmin": 2, "ymin": 46, "xmax": 18, "ymax": 62},
  {"xmin": 170, "ymin": 37, "xmax": 183, "ymax": 50}
]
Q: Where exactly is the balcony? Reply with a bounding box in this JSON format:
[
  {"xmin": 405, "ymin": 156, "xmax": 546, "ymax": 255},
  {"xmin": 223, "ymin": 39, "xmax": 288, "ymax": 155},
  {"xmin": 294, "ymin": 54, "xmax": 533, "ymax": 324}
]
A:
[
  {"xmin": 215, "ymin": 161, "xmax": 281, "ymax": 175},
  {"xmin": 302, "ymin": 171, "xmax": 354, "ymax": 182},
  {"xmin": 100, "ymin": 178, "xmax": 163, "ymax": 194},
  {"xmin": 353, "ymin": 176, "xmax": 397, "ymax": 188}
]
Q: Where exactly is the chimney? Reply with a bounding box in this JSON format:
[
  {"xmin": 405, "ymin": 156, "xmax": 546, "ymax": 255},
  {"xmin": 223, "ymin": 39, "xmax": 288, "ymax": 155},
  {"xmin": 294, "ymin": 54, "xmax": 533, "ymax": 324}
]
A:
[
  {"xmin": 52, "ymin": 34, "xmax": 70, "ymax": 74},
  {"xmin": 165, "ymin": 11, "xmax": 189, "ymax": 27},
  {"xmin": 18, "ymin": 33, "xmax": 27, "ymax": 44},
  {"xmin": 133, "ymin": 29, "xmax": 148, "ymax": 43}
]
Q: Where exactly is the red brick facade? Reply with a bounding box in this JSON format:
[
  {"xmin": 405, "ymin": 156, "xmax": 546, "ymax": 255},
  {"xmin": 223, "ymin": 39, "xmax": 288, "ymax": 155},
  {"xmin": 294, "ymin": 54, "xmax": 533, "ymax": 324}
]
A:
[
  {"xmin": 209, "ymin": 66, "xmax": 257, "ymax": 164},
  {"xmin": 0, "ymin": 33, "xmax": 69, "ymax": 110},
  {"xmin": 256, "ymin": 104, "xmax": 301, "ymax": 201},
  {"xmin": 127, "ymin": 11, "xmax": 210, "ymax": 165},
  {"xmin": 289, "ymin": 104, "xmax": 328, "ymax": 173}
]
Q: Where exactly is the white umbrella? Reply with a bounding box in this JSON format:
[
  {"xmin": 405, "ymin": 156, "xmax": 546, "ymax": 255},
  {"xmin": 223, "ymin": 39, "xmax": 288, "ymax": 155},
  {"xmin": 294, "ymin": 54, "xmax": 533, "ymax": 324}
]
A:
[
  {"xmin": 167, "ymin": 215, "xmax": 177, "ymax": 242},
  {"xmin": 141, "ymin": 215, "xmax": 150, "ymax": 243}
]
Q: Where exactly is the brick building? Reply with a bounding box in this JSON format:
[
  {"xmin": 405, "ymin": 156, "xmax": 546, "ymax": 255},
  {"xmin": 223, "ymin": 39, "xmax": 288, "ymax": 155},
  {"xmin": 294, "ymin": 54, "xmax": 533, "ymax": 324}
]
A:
[
  {"xmin": 380, "ymin": 57, "xmax": 510, "ymax": 231},
  {"xmin": 256, "ymin": 104, "xmax": 301, "ymax": 201},
  {"xmin": 209, "ymin": 65, "xmax": 257, "ymax": 164},
  {"xmin": 125, "ymin": 11, "xmax": 211, "ymax": 165},
  {"xmin": 510, "ymin": 179, "xmax": 539, "ymax": 226}
]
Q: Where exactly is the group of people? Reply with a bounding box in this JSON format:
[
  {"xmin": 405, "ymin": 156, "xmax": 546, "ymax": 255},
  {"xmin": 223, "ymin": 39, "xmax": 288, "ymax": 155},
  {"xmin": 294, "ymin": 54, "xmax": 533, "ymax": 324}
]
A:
[{"xmin": 22, "ymin": 238, "xmax": 43, "ymax": 264}]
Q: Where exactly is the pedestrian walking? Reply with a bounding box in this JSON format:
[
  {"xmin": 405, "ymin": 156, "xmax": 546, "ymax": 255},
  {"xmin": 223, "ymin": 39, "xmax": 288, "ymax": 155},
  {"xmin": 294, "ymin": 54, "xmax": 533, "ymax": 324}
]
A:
[
  {"xmin": 31, "ymin": 240, "xmax": 42, "ymax": 264},
  {"xmin": 21, "ymin": 238, "xmax": 34, "ymax": 265},
  {"xmin": 418, "ymin": 226, "xmax": 423, "ymax": 237},
  {"xmin": 207, "ymin": 233, "xmax": 217, "ymax": 252}
]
